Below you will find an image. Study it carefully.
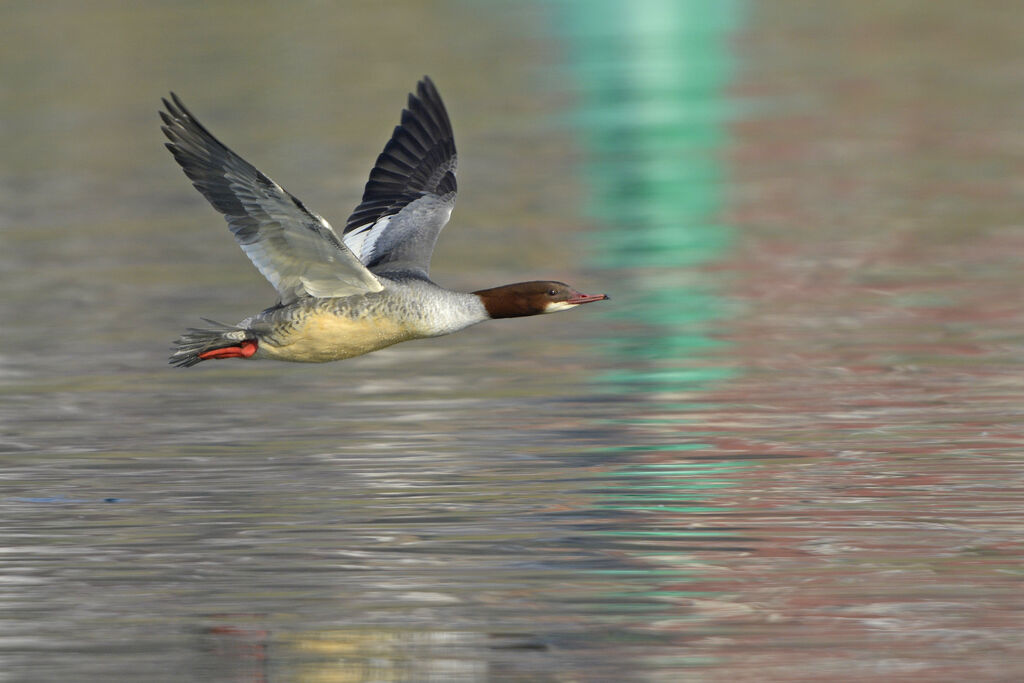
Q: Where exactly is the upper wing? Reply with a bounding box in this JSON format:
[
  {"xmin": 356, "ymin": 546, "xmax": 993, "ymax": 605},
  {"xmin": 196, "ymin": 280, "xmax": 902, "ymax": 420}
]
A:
[
  {"xmin": 161, "ymin": 94, "xmax": 383, "ymax": 304},
  {"xmin": 342, "ymin": 77, "xmax": 457, "ymax": 278}
]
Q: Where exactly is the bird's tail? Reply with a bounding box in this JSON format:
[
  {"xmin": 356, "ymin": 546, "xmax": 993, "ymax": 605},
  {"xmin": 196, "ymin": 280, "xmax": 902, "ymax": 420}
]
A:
[{"xmin": 169, "ymin": 319, "xmax": 258, "ymax": 368}]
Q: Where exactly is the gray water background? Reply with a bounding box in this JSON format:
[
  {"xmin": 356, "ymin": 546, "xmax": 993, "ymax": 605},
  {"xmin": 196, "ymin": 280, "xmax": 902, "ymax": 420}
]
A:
[{"xmin": 3, "ymin": 1, "xmax": 1024, "ymax": 680}]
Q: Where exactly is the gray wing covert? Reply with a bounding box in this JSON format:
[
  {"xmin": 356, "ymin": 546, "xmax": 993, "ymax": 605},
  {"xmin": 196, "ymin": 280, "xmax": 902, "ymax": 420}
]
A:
[{"xmin": 161, "ymin": 94, "xmax": 382, "ymax": 304}]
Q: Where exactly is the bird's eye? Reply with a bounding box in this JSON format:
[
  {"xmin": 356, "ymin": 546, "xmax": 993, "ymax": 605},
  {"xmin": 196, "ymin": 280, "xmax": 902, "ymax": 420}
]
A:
[{"xmin": 548, "ymin": 289, "xmax": 558, "ymax": 296}]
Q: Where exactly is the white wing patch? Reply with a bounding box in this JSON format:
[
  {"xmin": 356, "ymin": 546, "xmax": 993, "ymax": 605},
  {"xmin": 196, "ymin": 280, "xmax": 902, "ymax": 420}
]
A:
[{"xmin": 343, "ymin": 215, "xmax": 392, "ymax": 264}]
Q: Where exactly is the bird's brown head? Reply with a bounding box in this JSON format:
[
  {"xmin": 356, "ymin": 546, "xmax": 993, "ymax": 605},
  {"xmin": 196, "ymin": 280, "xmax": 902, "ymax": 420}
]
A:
[{"xmin": 474, "ymin": 281, "xmax": 609, "ymax": 319}]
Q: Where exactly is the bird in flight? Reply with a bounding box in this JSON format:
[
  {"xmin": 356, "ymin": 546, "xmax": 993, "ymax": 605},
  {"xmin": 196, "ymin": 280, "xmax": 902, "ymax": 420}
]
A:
[{"xmin": 162, "ymin": 77, "xmax": 607, "ymax": 367}]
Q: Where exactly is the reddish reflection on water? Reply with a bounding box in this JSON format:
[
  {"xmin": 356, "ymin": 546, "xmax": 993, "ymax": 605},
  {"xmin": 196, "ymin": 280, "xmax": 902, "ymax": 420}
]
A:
[{"xmin": 594, "ymin": 2, "xmax": 1024, "ymax": 678}]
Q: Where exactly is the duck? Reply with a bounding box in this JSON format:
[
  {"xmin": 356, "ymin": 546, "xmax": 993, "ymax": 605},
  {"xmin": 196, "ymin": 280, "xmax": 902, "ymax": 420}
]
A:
[{"xmin": 163, "ymin": 77, "xmax": 607, "ymax": 368}]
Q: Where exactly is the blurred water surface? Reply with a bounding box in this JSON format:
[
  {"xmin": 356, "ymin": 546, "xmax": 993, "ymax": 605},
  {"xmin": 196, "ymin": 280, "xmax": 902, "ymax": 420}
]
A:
[{"xmin": 3, "ymin": 0, "xmax": 1024, "ymax": 680}]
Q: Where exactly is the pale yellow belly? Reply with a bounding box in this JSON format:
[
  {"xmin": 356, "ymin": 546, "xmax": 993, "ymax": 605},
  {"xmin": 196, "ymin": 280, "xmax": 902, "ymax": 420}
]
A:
[{"xmin": 256, "ymin": 311, "xmax": 419, "ymax": 363}]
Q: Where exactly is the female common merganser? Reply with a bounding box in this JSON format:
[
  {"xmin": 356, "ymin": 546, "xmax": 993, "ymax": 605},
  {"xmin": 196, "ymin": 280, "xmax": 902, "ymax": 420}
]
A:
[{"xmin": 163, "ymin": 77, "xmax": 607, "ymax": 367}]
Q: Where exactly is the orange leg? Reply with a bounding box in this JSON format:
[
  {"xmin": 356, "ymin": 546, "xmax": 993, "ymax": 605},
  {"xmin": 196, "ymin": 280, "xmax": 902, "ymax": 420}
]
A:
[{"xmin": 198, "ymin": 339, "xmax": 258, "ymax": 361}]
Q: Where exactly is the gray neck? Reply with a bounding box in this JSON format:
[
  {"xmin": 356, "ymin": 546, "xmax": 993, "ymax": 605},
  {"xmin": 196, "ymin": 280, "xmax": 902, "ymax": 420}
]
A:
[{"xmin": 382, "ymin": 277, "xmax": 489, "ymax": 337}]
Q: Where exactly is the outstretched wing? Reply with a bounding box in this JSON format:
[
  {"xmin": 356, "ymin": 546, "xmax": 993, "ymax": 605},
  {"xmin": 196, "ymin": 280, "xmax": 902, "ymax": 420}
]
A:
[
  {"xmin": 161, "ymin": 94, "xmax": 383, "ymax": 304},
  {"xmin": 342, "ymin": 76, "xmax": 457, "ymax": 278}
]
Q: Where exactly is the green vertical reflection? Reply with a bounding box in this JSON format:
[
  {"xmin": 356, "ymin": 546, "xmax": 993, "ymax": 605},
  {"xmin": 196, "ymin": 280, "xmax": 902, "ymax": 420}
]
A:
[
  {"xmin": 553, "ymin": 0, "xmax": 742, "ymax": 390},
  {"xmin": 546, "ymin": 0, "xmax": 748, "ymax": 632}
]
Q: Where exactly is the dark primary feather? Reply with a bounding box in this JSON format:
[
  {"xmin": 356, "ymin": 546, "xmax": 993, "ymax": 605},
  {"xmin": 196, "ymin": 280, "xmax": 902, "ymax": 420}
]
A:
[
  {"xmin": 161, "ymin": 94, "xmax": 381, "ymax": 304},
  {"xmin": 342, "ymin": 76, "xmax": 458, "ymax": 277}
]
